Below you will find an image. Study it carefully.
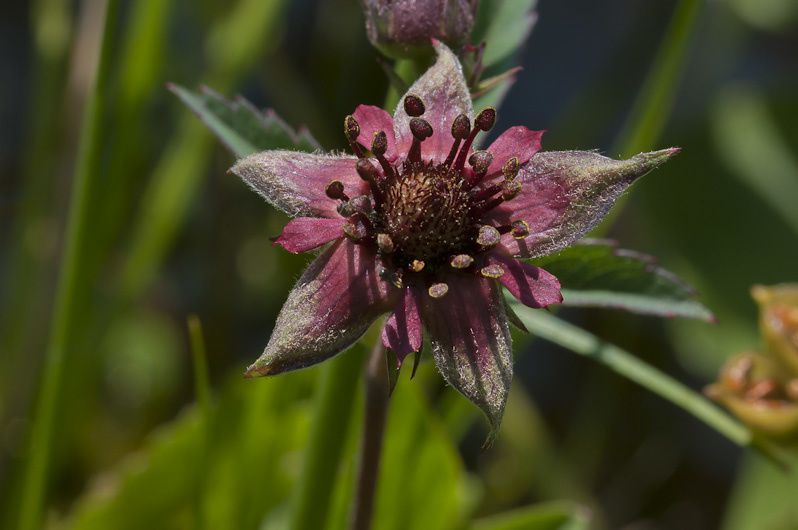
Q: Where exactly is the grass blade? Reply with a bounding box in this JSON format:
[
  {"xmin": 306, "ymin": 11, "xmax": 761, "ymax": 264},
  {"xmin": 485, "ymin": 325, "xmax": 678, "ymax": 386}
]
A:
[{"xmin": 16, "ymin": 2, "xmax": 121, "ymax": 529}]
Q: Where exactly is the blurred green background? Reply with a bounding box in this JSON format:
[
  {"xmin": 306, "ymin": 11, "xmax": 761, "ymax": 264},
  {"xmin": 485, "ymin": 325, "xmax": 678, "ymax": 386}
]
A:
[{"xmin": 1, "ymin": 0, "xmax": 797, "ymax": 529}]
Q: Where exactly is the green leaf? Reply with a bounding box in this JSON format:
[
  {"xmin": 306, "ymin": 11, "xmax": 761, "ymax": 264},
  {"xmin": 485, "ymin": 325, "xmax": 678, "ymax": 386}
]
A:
[
  {"xmin": 169, "ymin": 84, "xmax": 320, "ymax": 158},
  {"xmin": 470, "ymin": 502, "xmax": 590, "ymax": 530},
  {"xmin": 473, "ymin": 0, "xmax": 538, "ymax": 68},
  {"xmin": 532, "ymin": 240, "xmax": 714, "ymax": 321}
]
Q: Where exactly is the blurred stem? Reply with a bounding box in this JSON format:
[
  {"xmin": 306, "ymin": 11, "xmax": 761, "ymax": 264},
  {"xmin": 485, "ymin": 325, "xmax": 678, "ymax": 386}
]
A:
[
  {"xmin": 614, "ymin": 0, "xmax": 701, "ymax": 156},
  {"xmin": 289, "ymin": 345, "xmax": 368, "ymax": 530},
  {"xmin": 596, "ymin": 0, "xmax": 701, "ymax": 233},
  {"xmin": 187, "ymin": 315, "xmax": 211, "ymax": 530},
  {"xmin": 16, "ymin": 2, "xmax": 120, "ymax": 530},
  {"xmin": 350, "ymin": 341, "xmax": 390, "ymax": 530},
  {"xmin": 514, "ymin": 306, "xmax": 790, "ymax": 470}
]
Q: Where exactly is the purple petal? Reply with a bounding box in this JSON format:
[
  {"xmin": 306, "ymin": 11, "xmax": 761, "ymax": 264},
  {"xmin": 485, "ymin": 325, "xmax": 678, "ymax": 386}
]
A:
[
  {"xmin": 393, "ymin": 41, "xmax": 473, "ymax": 162},
  {"xmin": 485, "ymin": 126, "xmax": 544, "ymax": 176},
  {"xmin": 230, "ymin": 151, "xmax": 368, "ymax": 218},
  {"xmin": 273, "ymin": 217, "xmax": 345, "ymax": 253},
  {"xmin": 381, "ymin": 286, "xmax": 423, "ymax": 366},
  {"xmin": 353, "ymin": 105, "xmax": 398, "ymax": 160},
  {"xmin": 420, "ymin": 274, "xmax": 512, "ymax": 441},
  {"xmin": 245, "ymin": 240, "xmax": 398, "ymax": 376},
  {"xmin": 489, "ymin": 148, "xmax": 680, "ymax": 258},
  {"xmin": 488, "ymin": 251, "xmax": 562, "ymax": 308}
]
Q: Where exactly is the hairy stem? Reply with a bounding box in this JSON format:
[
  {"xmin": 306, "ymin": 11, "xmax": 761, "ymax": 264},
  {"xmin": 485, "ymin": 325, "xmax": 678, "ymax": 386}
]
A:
[{"xmin": 350, "ymin": 341, "xmax": 390, "ymax": 530}]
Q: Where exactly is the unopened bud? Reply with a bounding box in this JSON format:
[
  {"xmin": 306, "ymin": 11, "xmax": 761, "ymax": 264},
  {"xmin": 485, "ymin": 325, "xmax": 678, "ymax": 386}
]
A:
[{"xmin": 362, "ymin": 0, "xmax": 478, "ymax": 59}]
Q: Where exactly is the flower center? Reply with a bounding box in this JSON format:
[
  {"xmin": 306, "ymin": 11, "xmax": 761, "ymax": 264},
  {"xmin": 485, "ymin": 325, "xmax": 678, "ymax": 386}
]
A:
[
  {"xmin": 327, "ymin": 95, "xmax": 528, "ymax": 295},
  {"xmin": 379, "ymin": 162, "xmax": 475, "ymax": 266}
]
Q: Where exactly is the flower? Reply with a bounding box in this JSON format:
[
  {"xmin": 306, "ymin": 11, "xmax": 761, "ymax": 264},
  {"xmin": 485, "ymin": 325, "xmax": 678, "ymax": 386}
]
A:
[
  {"xmin": 231, "ymin": 42, "xmax": 678, "ymax": 436},
  {"xmin": 362, "ymin": 0, "xmax": 478, "ymax": 58}
]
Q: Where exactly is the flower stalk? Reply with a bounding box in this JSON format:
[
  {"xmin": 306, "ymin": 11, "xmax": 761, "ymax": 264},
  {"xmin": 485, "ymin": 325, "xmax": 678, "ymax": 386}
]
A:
[{"xmin": 351, "ymin": 341, "xmax": 391, "ymax": 530}]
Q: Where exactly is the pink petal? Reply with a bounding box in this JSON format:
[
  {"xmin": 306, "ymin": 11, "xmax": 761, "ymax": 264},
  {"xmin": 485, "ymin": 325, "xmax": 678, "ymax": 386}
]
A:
[
  {"xmin": 230, "ymin": 151, "xmax": 369, "ymax": 218},
  {"xmin": 488, "ymin": 149, "xmax": 680, "ymax": 258},
  {"xmin": 488, "ymin": 251, "xmax": 562, "ymax": 308},
  {"xmin": 393, "ymin": 41, "xmax": 473, "ymax": 162},
  {"xmin": 485, "ymin": 126, "xmax": 544, "ymax": 176},
  {"xmin": 246, "ymin": 240, "xmax": 398, "ymax": 376},
  {"xmin": 273, "ymin": 217, "xmax": 345, "ymax": 253},
  {"xmin": 353, "ymin": 105, "xmax": 398, "ymax": 160},
  {"xmin": 420, "ymin": 274, "xmax": 512, "ymax": 441},
  {"xmin": 381, "ymin": 287, "xmax": 423, "ymax": 366}
]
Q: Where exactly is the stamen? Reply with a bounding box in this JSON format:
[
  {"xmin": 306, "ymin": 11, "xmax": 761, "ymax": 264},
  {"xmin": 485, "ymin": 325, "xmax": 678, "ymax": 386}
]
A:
[
  {"xmin": 379, "ymin": 266, "xmax": 404, "ymax": 288},
  {"xmin": 428, "ymin": 282, "xmax": 449, "ymax": 298},
  {"xmin": 325, "ymin": 180, "xmax": 348, "ymax": 201},
  {"xmin": 450, "ymin": 254, "xmax": 474, "ymax": 269},
  {"xmin": 404, "ymin": 94, "xmax": 426, "ymax": 117},
  {"xmin": 453, "ymin": 108, "xmax": 497, "ymax": 170},
  {"xmin": 349, "ymin": 195, "xmax": 372, "ymax": 214},
  {"xmin": 408, "ymin": 118, "xmax": 433, "ymax": 162},
  {"xmin": 377, "ymin": 233, "xmax": 394, "ymax": 253},
  {"xmin": 355, "ymin": 158, "xmax": 384, "ymax": 204},
  {"xmin": 510, "ymin": 220, "xmax": 530, "ymax": 239},
  {"xmin": 344, "ymin": 115, "xmax": 365, "ymax": 157},
  {"xmin": 476, "ymin": 225, "xmax": 501, "ymax": 248},
  {"xmin": 410, "ymin": 259, "xmax": 425, "ymax": 272},
  {"xmin": 371, "ymin": 131, "xmax": 395, "ymax": 179},
  {"xmin": 467, "ymin": 151, "xmax": 493, "ymax": 183},
  {"xmin": 502, "ymin": 156, "xmax": 520, "ymax": 180},
  {"xmin": 343, "ymin": 214, "xmax": 371, "ymax": 242},
  {"xmin": 480, "ymin": 264, "xmax": 505, "ymax": 279},
  {"xmin": 501, "ymin": 179, "xmax": 521, "ymax": 200},
  {"xmin": 444, "ymin": 114, "xmax": 471, "ymax": 167}
]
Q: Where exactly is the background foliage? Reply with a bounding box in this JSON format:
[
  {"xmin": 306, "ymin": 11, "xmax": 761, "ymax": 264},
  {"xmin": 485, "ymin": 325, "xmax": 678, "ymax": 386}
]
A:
[{"xmin": 1, "ymin": 0, "xmax": 797, "ymax": 529}]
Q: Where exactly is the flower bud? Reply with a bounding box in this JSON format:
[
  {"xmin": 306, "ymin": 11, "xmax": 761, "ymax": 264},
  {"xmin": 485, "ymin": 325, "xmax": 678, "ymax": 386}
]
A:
[
  {"xmin": 362, "ymin": 0, "xmax": 478, "ymax": 59},
  {"xmin": 752, "ymin": 284, "xmax": 798, "ymax": 377},
  {"xmin": 706, "ymin": 352, "xmax": 798, "ymax": 440}
]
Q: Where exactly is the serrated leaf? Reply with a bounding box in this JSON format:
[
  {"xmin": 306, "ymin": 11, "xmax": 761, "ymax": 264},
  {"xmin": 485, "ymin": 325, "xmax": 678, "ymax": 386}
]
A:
[
  {"xmin": 169, "ymin": 84, "xmax": 320, "ymax": 158},
  {"xmin": 531, "ymin": 240, "xmax": 714, "ymax": 321},
  {"xmin": 474, "ymin": 0, "xmax": 538, "ymax": 68},
  {"xmin": 470, "ymin": 501, "xmax": 590, "ymax": 530}
]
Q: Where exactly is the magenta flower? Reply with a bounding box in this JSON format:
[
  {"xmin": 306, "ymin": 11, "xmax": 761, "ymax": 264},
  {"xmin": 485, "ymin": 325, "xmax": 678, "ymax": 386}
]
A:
[{"xmin": 231, "ymin": 42, "xmax": 677, "ymax": 434}]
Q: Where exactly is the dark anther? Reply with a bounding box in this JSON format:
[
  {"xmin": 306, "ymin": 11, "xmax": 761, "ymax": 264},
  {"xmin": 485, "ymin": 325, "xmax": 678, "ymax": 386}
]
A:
[
  {"xmin": 468, "ymin": 150, "xmax": 493, "ymax": 175},
  {"xmin": 371, "ymin": 130, "xmax": 388, "ymax": 156},
  {"xmin": 343, "ymin": 214, "xmax": 370, "ymax": 242},
  {"xmin": 510, "ymin": 220, "xmax": 530, "ymax": 239},
  {"xmin": 350, "ymin": 195, "xmax": 372, "ymax": 214},
  {"xmin": 377, "ymin": 233, "xmax": 394, "ymax": 253},
  {"xmin": 502, "ymin": 156, "xmax": 520, "ymax": 180},
  {"xmin": 476, "ymin": 225, "xmax": 501, "ymax": 248},
  {"xmin": 337, "ymin": 201, "xmax": 355, "ymax": 217},
  {"xmin": 444, "ymin": 114, "xmax": 472, "ymax": 167},
  {"xmin": 344, "ymin": 115, "xmax": 360, "ymax": 141},
  {"xmin": 410, "ymin": 118, "xmax": 433, "ymax": 140},
  {"xmin": 480, "ymin": 264, "xmax": 505, "ymax": 279},
  {"xmin": 344, "ymin": 115, "xmax": 365, "ymax": 157},
  {"xmin": 410, "ymin": 259, "xmax": 425, "ymax": 272},
  {"xmin": 404, "ymin": 94, "xmax": 426, "ymax": 117},
  {"xmin": 428, "ymin": 282, "xmax": 449, "ymax": 298},
  {"xmin": 450, "ymin": 254, "xmax": 474, "ymax": 269},
  {"xmin": 474, "ymin": 108, "xmax": 497, "ymax": 132},
  {"xmin": 379, "ymin": 266, "xmax": 404, "ymax": 288},
  {"xmin": 325, "ymin": 180, "xmax": 347, "ymax": 200},
  {"xmin": 451, "ymin": 114, "xmax": 471, "ymax": 139},
  {"xmin": 501, "ymin": 179, "xmax": 521, "ymax": 200},
  {"xmin": 356, "ymin": 158, "xmax": 378, "ymax": 181}
]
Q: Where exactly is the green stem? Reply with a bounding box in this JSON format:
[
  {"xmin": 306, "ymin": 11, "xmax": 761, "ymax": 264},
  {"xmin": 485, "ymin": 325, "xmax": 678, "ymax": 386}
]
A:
[
  {"xmin": 350, "ymin": 341, "xmax": 390, "ymax": 530},
  {"xmin": 514, "ymin": 306, "xmax": 789, "ymax": 469},
  {"xmin": 16, "ymin": 2, "xmax": 121, "ymax": 529},
  {"xmin": 289, "ymin": 346, "xmax": 368, "ymax": 530}
]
